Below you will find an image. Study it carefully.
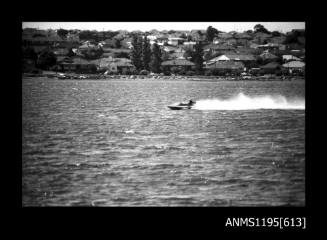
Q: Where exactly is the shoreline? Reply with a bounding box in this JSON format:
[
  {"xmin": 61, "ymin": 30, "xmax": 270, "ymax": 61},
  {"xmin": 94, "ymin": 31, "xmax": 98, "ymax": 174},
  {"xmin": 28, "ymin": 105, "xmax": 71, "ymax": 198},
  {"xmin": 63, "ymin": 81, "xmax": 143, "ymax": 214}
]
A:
[{"xmin": 22, "ymin": 72, "xmax": 305, "ymax": 82}]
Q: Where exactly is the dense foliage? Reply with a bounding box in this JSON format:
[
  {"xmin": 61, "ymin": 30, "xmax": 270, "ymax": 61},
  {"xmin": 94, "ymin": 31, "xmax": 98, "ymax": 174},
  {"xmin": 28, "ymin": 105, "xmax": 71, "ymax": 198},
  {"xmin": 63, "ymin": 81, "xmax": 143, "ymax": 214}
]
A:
[
  {"xmin": 142, "ymin": 36, "xmax": 151, "ymax": 71},
  {"xmin": 206, "ymin": 26, "xmax": 219, "ymax": 42},
  {"xmin": 150, "ymin": 43, "xmax": 162, "ymax": 73},
  {"xmin": 57, "ymin": 29, "xmax": 69, "ymax": 39},
  {"xmin": 22, "ymin": 46, "xmax": 38, "ymax": 61},
  {"xmin": 254, "ymin": 24, "xmax": 270, "ymax": 34},
  {"xmin": 130, "ymin": 34, "xmax": 143, "ymax": 70},
  {"xmin": 83, "ymin": 47, "xmax": 103, "ymax": 60},
  {"xmin": 191, "ymin": 42, "xmax": 204, "ymax": 74},
  {"xmin": 37, "ymin": 50, "xmax": 57, "ymax": 70}
]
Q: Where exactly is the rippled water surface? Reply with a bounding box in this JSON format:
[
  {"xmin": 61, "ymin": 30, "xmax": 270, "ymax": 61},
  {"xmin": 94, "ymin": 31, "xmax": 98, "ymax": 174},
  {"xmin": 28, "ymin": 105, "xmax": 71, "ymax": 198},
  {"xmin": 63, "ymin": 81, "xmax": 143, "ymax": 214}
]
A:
[{"xmin": 22, "ymin": 78, "xmax": 305, "ymax": 206}]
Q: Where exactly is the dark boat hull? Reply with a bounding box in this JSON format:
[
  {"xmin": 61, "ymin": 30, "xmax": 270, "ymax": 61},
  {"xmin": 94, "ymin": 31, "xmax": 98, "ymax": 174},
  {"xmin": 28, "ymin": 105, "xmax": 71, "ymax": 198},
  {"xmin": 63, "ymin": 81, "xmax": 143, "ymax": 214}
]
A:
[{"xmin": 168, "ymin": 105, "xmax": 192, "ymax": 110}]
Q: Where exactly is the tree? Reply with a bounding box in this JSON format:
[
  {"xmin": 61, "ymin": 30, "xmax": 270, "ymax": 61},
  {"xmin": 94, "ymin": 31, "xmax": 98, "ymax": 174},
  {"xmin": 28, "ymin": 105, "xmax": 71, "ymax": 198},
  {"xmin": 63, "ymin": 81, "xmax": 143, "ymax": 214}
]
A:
[
  {"xmin": 114, "ymin": 39, "xmax": 121, "ymax": 48},
  {"xmin": 79, "ymin": 30, "xmax": 95, "ymax": 41},
  {"xmin": 161, "ymin": 51, "xmax": 170, "ymax": 61},
  {"xmin": 142, "ymin": 35, "xmax": 151, "ymax": 71},
  {"xmin": 37, "ymin": 50, "xmax": 57, "ymax": 70},
  {"xmin": 22, "ymin": 47, "xmax": 38, "ymax": 62},
  {"xmin": 183, "ymin": 48, "xmax": 194, "ymax": 59},
  {"xmin": 254, "ymin": 24, "xmax": 270, "ymax": 34},
  {"xmin": 192, "ymin": 42, "xmax": 204, "ymax": 74},
  {"xmin": 67, "ymin": 47, "xmax": 75, "ymax": 57},
  {"xmin": 283, "ymin": 30, "xmax": 304, "ymax": 45},
  {"xmin": 130, "ymin": 34, "xmax": 143, "ymax": 71},
  {"xmin": 271, "ymin": 31, "xmax": 281, "ymax": 37},
  {"xmin": 57, "ymin": 29, "xmax": 69, "ymax": 39},
  {"xmin": 206, "ymin": 26, "xmax": 219, "ymax": 42},
  {"xmin": 150, "ymin": 43, "xmax": 162, "ymax": 73},
  {"xmin": 83, "ymin": 47, "xmax": 103, "ymax": 60},
  {"xmin": 179, "ymin": 33, "xmax": 187, "ymax": 39},
  {"xmin": 204, "ymin": 51, "xmax": 213, "ymax": 61},
  {"xmin": 115, "ymin": 51, "xmax": 130, "ymax": 59}
]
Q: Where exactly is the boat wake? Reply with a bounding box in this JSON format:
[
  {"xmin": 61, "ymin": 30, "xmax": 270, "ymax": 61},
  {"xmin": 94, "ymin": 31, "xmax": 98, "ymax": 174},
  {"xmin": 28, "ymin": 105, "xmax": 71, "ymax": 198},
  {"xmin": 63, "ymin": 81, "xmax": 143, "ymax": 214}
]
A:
[{"xmin": 193, "ymin": 93, "xmax": 305, "ymax": 110}]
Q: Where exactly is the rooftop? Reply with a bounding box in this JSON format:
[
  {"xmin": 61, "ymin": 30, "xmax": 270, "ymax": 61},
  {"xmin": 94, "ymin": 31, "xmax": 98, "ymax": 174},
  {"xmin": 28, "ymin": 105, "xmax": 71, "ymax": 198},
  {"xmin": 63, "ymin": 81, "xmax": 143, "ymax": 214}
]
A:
[
  {"xmin": 204, "ymin": 61, "xmax": 245, "ymax": 69},
  {"xmin": 162, "ymin": 59, "xmax": 195, "ymax": 66}
]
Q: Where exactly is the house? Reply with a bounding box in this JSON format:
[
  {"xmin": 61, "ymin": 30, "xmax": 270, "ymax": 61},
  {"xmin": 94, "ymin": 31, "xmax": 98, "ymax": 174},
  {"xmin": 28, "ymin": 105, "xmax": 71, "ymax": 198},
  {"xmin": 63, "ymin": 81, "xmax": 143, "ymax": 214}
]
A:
[
  {"xmin": 22, "ymin": 34, "xmax": 64, "ymax": 46},
  {"xmin": 66, "ymin": 32, "xmax": 80, "ymax": 43},
  {"xmin": 189, "ymin": 29, "xmax": 207, "ymax": 42},
  {"xmin": 121, "ymin": 37, "xmax": 133, "ymax": 49},
  {"xmin": 56, "ymin": 57, "xmax": 98, "ymax": 73},
  {"xmin": 163, "ymin": 46, "xmax": 179, "ymax": 53},
  {"xmin": 257, "ymin": 43, "xmax": 280, "ymax": 50},
  {"xmin": 53, "ymin": 47, "xmax": 69, "ymax": 56},
  {"xmin": 282, "ymin": 61, "xmax": 305, "ymax": 74},
  {"xmin": 183, "ymin": 41, "xmax": 197, "ymax": 49},
  {"xmin": 203, "ymin": 44, "xmax": 236, "ymax": 54},
  {"xmin": 168, "ymin": 37, "xmax": 185, "ymax": 46},
  {"xmin": 282, "ymin": 55, "xmax": 301, "ymax": 62},
  {"xmin": 236, "ymin": 47, "xmax": 262, "ymax": 55},
  {"xmin": 269, "ymin": 35, "xmax": 286, "ymax": 45},
  {"xmin": 31, "ymin": 45, "xmax": 49, "ymax": 54},
  {"xmin": 278, "ymin": 44, "xmax": 287, "ymax": 51},
  {"xmin": 217, "ymin": 32, "xmax": 234, "ymax": 39},
  {"xmin": 204, "ymin": 54, "xmax": 255, "ymax": 67},
  {"xmin": 204, "ymin": 55, "xmax": 230, "ymax": 66},
  {"xmin": 116, "ymin": 61, "xmax": 135, "ymax": 74},
  {"xmin": 169, "ymin": 52, "xmax": 185, "ymax": 59},
  {"xmin": 78, "ymin": 42, "xmax": 100, "ymax": 52},
  {"xmin": 260, "ymin": 62, "xmax": 282, "ymax": 74},
  {"xmin": 98, "ymin": 57, "xmax": 117, "ymax": 72},
  {"xmin": 259, "ymin": 52, "xmax": 279, "ymax": 61},
  {"xmin": 56, "ymin": 56, "xmax": 71, "ymax": 63},
  {"xmin": 212, "ymin": 37, "xmax": 220, "ymax": 44},
  {"xmin": 161, "ymin": 59, "xmax": 195, "ymax": 71},
  {"xmin": 234, "ymin": 32, "xmax": 252, "ymax": 40},
  {"xmin": 253, "ymin": 32, "xmax": 272, "ymax": 44},
  {"xmin": 224, "ymin": 54, "xmax": 256, "ymax": 62},
  {"xmin": 146, "ymin": 35, "xmax": 157, "ymax": 41},
  {"xmin": 101, "ymin": 48, "xmax": 131, "ymax": 58},
  {"xmin": 149, "ymin": 29, "xmax": 161, "ymax": 35},
  {"xmin": 99, "ymin": 57, "xmax": 135, "ymax": 74},
  {"xmin": 204, "ymin": 61, "xmax": 245, "ymax": 75},
  {"xmin": 156, "ymin": 36, "xmax": 169, "ymax": 46},
  {"xmin": 249, "ymin": 43, "xmax": 260, "ymax": 49}
]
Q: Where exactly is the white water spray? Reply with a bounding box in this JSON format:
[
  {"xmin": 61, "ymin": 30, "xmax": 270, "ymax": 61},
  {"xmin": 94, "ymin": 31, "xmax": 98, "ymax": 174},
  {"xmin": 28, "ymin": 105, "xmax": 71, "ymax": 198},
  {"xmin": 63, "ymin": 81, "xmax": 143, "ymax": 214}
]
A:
[{"xmin": 193, "ymin": 93, "xmax": 305, "ymax": 110}]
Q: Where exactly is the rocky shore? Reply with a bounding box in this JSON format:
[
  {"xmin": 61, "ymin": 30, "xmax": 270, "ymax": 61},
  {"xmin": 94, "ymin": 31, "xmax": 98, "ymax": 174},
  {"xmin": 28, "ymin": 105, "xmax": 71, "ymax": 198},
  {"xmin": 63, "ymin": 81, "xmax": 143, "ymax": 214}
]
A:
[{"xmin": 22, "ymin": 72, "xmax": 304, "ymax": 81}]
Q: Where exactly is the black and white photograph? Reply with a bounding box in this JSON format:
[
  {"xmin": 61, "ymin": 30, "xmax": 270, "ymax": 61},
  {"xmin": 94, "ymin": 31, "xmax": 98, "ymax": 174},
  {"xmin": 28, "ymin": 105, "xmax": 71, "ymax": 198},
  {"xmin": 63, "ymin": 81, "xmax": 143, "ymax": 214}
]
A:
[{"xmin": 22, "ymin": 21, "xmax": 305, "ymax": 207}]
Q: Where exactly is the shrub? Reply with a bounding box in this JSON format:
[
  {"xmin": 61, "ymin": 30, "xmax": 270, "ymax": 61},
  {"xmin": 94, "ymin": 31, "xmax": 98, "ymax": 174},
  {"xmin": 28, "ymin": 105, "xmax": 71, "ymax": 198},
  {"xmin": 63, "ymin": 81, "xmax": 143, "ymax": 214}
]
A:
[
  {"xmin": 210, "ymin": 68, "xmax": 221, "ymax": 76},
  {"xmin": 204, "ymin": 70, "xmax": 211, "ymax": 76},
  {"xmin": 163, "ymin": 71, "xmax": 171, "ymax": 76},
  {"xmin": 179, "ymin": 69, "xmax": 186, "ymax": 75},
  {"xmin": 170, "ymin": 67, "xmax": 179, "ymax": 74},
  {"xmin": 139, "ymin": 69, "xmax": 149, "ymax": 75},
  {"xmin": 275, "ymin": 70, "xmax": 282, "ymax": 76},
  {"xmin": 31, "ymin": 68, "xmax": 42, "ymax": 74},
  {"xmin": 186, "ymin": 70, "xmax": 195, "ymax": 76}
]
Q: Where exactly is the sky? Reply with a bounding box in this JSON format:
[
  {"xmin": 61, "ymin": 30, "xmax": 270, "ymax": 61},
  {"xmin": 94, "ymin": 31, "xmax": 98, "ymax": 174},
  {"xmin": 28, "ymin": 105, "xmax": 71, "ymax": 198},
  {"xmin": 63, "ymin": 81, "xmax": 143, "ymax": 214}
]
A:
[{"xmin": 22, "ymin": 22, "xmax": 305, "ymax": 33}]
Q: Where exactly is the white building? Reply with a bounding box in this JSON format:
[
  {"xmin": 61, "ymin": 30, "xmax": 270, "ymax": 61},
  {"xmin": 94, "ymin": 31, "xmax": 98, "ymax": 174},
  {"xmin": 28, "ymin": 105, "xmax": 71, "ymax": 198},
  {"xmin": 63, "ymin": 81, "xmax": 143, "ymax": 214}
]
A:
[
  {"xmin": 282, "ymin": 55, "xmax": 301, "ymax": 62},
  {"xmin": 168, "ymin": 37, "xmax": 185, "ymax": 46}
]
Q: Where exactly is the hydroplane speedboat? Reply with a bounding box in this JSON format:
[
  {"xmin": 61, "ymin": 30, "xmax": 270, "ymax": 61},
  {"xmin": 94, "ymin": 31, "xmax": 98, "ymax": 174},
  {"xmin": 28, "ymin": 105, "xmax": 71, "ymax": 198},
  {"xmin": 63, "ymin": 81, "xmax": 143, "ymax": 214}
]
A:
[{"xmin": 167, "ymin": 100, "xmax": 196, "ymax": 110}]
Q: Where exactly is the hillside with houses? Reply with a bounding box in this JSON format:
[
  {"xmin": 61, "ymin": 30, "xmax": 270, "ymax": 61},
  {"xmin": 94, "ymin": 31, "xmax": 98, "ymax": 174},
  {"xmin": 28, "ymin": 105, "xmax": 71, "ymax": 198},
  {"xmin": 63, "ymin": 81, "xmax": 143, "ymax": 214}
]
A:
[{"xmin": 22, "ymin": 24, "xmax": 305, "ymax": 79}]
